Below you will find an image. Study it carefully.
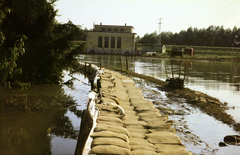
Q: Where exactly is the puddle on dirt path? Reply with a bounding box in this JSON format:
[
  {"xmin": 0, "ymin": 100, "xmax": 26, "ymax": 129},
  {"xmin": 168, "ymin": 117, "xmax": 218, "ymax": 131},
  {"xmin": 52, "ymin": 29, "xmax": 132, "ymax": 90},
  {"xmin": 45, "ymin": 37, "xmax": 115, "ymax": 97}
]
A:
[
  {"xmin": 0, "ymin": 70, "xmax": 91, "ymax": 155},
  {"xmin": 132, "ymin": 77, "xmax": 240, "ymax": 155}
]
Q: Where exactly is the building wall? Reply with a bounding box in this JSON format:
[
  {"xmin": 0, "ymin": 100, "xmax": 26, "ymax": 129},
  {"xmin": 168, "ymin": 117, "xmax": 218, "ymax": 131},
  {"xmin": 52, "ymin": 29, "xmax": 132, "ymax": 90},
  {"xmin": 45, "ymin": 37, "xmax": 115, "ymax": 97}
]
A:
[
  {"xmin": 94, "ymin": 25, "xmax": 133, "ymax": 33},
  {"xmin": 86, "ymin": 31, "xmax": 136, "ymax": 54}
]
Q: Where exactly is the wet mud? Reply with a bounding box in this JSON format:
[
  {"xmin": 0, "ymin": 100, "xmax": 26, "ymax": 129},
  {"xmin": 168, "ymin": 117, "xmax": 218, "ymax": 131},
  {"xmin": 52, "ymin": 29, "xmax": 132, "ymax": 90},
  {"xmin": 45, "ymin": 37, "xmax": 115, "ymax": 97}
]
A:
[{"xmin": 131, "ymin": 77, "xmax": 240, "ymax": 154}]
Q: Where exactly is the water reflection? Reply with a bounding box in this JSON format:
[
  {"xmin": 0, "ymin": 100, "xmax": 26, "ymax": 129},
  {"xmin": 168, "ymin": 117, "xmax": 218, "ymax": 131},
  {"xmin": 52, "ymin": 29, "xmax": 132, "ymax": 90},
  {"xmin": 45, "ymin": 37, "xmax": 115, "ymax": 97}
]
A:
[{"xmin": 0, "ymin": 71, "xmax": 91, "ymax": 154}]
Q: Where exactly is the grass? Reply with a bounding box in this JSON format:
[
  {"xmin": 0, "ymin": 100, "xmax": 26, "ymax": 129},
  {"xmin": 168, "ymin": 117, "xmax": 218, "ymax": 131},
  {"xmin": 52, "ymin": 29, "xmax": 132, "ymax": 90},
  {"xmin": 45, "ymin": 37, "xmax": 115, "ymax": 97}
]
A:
[{"xmin": 154, "ymin": 45, "xmax": 240, "ymax": 61}]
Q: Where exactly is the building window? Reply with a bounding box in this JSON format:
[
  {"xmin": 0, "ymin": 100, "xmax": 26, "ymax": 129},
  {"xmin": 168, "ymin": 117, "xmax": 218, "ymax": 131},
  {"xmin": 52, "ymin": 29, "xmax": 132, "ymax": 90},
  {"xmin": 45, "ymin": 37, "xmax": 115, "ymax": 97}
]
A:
[
  {"xmin": 117, "ymin": 37, "xmax": 121, "ymax": 48},
  {"xmin": 104, "ymin": 36, "xmax": 109, "ymax": 48},
  {"xmin": 102, "ymin": 28, "xmax": 105, "ymax": 31},
  {"xmin": 114, "ymin": 28, "xmax": 118, "ymax": 32},
  {"xmin": 108, "ymin": 28, "xmax": 111, "ymax": 32},
  {"xmin": 111, "ymin": 37, "xmax": 115, "ymax": 48},
  {"xmin": 98, "ymin": 36, "xmax": 102, "ymax": 47},
  {"xmin": 120, "ymin": 28, "xmax": 124, "ymax": 32}
]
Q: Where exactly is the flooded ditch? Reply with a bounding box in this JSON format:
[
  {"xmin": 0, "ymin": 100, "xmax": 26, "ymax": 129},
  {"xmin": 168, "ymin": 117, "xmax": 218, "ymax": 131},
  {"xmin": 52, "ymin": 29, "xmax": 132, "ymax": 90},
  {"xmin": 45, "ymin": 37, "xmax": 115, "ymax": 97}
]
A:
[{"xmin": 0, "ymin": 70, "xmax": 91, "ymax": 154}]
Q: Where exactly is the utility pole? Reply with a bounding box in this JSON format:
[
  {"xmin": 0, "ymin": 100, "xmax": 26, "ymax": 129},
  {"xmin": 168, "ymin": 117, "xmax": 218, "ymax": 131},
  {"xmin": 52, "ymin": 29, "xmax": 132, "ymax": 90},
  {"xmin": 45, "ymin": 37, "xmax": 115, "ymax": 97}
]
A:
[{"xmin": 158, "ymin": 18, "xmax": 162, "ymax": 45}]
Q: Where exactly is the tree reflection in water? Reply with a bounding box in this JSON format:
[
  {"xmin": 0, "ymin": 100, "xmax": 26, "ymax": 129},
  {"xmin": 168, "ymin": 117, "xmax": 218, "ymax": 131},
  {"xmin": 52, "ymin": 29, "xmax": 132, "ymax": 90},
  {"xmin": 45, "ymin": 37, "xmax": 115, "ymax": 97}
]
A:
[{"xmin": 0, "ymin": 81, "xmax": 86, "ymax": 154}]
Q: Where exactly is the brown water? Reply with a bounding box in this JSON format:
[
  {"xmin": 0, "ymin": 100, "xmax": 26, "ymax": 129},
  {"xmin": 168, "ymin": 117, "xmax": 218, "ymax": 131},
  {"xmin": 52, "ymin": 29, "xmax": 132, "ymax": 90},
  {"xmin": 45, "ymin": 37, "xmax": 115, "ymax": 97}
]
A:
[
  {"xmin": 0, "ymin": 71, "xmax": 91, "ymax": 155},
  {"xmin": 79, "ymin": 54, "xmax": 240, "ymax": 154}
]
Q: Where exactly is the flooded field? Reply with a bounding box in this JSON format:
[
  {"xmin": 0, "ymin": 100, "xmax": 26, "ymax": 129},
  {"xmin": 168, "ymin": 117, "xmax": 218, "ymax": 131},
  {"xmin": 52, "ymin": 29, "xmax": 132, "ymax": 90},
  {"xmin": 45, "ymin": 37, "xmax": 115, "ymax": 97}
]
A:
[{"xmin": 0, "ymin": 71, "xmax": 91, "ymax": 154}]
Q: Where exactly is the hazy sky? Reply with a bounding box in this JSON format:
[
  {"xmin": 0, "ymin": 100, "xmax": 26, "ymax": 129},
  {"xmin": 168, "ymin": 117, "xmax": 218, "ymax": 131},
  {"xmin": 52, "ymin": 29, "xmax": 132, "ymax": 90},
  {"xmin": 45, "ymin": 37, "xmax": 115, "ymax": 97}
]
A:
[{"xmin": 55, "ymin": 0, "xmax": 240, "ymax": 37}]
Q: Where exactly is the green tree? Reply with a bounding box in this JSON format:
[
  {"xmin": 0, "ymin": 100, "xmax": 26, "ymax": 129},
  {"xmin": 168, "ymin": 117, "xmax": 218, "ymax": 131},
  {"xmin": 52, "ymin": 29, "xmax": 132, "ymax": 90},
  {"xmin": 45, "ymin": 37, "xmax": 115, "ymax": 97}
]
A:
[
  {"xmin": 1, "ymin": 0, "xmax": 84, "ymax": 87},
  {"xmin": 0, "ymin": 0, "xmax": 28, "ymax": 88},
  {"xmin": 139, "ymin": 31, "xmax": 158, "ymax": 44}
]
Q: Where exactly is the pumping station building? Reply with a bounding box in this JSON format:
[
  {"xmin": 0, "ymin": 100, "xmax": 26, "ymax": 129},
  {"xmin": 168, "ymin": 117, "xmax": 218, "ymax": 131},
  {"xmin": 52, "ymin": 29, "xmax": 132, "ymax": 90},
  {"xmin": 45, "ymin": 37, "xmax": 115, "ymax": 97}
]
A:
[{"xmin": 86, "ymin": 23, "xmax": 136, "ymax": 54}]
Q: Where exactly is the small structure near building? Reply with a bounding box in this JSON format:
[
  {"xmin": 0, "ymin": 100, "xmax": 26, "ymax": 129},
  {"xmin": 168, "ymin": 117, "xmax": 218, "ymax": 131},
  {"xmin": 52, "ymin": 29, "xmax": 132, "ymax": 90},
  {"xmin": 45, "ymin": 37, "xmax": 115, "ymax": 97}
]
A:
[
  {"xmin": 140, "ymin": 44, "xmax": 166, "ymax": 54},
  {"xmin": 184, "ymin": 47, "xmax": 194, "ymax": 55},
  {"xmin": 170, "ymin": 47, "xmax": 183, "ymax": 57},
  {"xmin": 146, "ymin": 52, "xmax": 157, "ymax": 56}
]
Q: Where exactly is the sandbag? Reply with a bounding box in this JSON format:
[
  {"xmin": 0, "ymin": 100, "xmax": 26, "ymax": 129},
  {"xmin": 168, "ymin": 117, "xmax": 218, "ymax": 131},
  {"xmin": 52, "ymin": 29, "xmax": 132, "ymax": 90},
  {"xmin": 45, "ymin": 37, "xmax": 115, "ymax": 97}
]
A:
[
  {"xmin": 131, "ymin": 150, "xmax": 160, "ymax": 155},
  {"xmin": 90, "ymin": 145, "xmax": 131, "ymax": 155},
  {"xmin": 94, "ymin": 124, "xmax": 130, "ymax": 137},
  {"xmin": 130, "ymin": 145, "xmax": 157, "ymax": 152},
  {"xmin": 143, "ymin": 122, "xmax": 173, "ymax": 129},
  {"xmin": 91, "ymin": 137, "xmax": 130, "ymax": 149},
  {"xmin": 97, "ymin": 116, "xmax": 123, "ymax": 124},
  {"xmin": 155, "ymin": 144, "xmax": 192, "ymax": 155},
  {"xmin": 145, "ymin": 132, "xmax": 182, "ymax": 144},
  {"xmin": 129, "ymin": 138, "xmax": 156, "ymax": 149},
  {"xmin": 90, "ymin": 131, "xmax": 129, "ymax": 143}
]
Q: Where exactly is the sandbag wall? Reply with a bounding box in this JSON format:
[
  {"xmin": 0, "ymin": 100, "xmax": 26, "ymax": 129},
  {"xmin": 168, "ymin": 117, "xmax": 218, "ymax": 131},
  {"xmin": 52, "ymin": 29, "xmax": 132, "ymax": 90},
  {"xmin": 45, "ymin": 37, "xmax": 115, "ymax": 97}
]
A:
[{"xmin": 88, "ymin": 68, "xmax": 192, "ymax": 155}]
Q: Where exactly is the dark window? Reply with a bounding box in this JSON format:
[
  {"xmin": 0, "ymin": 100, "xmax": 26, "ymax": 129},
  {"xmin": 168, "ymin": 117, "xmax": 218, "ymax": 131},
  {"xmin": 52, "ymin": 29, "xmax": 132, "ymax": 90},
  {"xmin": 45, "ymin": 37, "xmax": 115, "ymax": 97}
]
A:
[
  {"xmin": 108, "ymin": 28, "xmax": 111, "ymax": 32},
  {"xmin": 120, "ymin": 28, "xmax": 124, "ymax": 32},
  {"xmin": 117, "ymin": 37, "xmax": 121, "ymax": 48},
  {"xmin": 111, "ymin": 37, "xmax": 115, "ymax": 48},
  {"xmin": 102, "ymin": 28, "xmax": 105, "ymax": 31},
  {"xmin": 114, "ymin": 28, "xmax": 118, "ymax": 32},
  {"xmin": 98, "ymin": 36, "xmax": 102, "ymax": 47},
  {"xmin": 104, "ymin": 36, "xmax": 109, "ymax": 48}
]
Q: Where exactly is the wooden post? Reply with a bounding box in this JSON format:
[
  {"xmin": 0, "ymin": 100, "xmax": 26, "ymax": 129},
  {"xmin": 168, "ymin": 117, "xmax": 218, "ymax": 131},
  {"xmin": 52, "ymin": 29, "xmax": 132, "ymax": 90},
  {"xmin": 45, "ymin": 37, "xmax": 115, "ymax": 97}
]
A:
[
  {"xmin": 88, "ymin": 63, "xmax": 91, "ymax": 75},
  {"xmin": 97, "ymin": 78, "xmax": 101, "ymax": 93},
  {"xmin": 179, "ymin": 65, "xmax": 181, "ymax": 78},
  {"xmin": 126, "ymin": 59, "xmax": 128, "ymax": 70},
  {"xmin": 84, "ymin": 62, "xmax": 87, "ymax": 77},
  {"xmin": 74, "ymin": 109, "xmax": 93, "ymax": 155},
  {"xmin": 171, "ymin": 64, "xmax": 174, "ymax": 78},
  {"xmin": 100, "ymin": 63, "xmax": 101, "ymax": 70},
  {"xmin": 120, "ymin": 58, "xmax": 122, "ymax": 71},
  {"xmin": 184, "ymin": 66, "xmax": 187, "ymax": 80},
  {"xmin": 165, "ymin": 65, "xmax": 168, "ymax": 78}
]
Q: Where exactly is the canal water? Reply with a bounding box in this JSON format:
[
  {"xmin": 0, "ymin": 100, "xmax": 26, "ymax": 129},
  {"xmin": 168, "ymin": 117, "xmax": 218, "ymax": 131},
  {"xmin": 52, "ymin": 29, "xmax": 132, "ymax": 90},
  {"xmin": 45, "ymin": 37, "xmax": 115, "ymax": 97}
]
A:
[
  {"xmin": 79, "ymin": 54, "xmax": 240, "ymax": 155},
  {"xmin": 0, "ymin": 70, "xmax": 91, "ymax": 155}
]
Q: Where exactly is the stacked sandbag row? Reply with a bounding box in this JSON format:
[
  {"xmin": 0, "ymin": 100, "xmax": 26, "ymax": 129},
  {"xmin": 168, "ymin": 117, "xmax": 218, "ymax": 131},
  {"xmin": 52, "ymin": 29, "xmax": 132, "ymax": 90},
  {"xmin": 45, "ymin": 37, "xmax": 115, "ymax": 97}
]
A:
[
  {"xmin": 122, "ymin": 81, "xmax": 192, "ymax": 155},
  {"xmin": 88, "ymin": 69, "xmax": 192, "ymax": 155},
  {"xmin": 89, "ymin": 71, "xmax": 132, "ymax": 155}
]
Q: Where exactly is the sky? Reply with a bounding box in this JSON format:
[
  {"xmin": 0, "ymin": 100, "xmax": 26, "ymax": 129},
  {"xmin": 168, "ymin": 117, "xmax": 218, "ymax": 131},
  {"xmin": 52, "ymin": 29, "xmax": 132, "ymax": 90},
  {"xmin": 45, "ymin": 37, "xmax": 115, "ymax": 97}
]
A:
[{"xmin": 54, "ymin": 0, "xmax": 240, "ymax": 37}]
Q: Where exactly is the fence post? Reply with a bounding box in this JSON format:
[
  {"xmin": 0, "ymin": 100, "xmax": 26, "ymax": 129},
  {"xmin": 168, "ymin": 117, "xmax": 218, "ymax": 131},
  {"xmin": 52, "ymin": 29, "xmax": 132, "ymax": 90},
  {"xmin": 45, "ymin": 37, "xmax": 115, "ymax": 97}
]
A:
[
  {"xmin": 126, "ymin": 59, "xmax": 128, "ymax": 70},
  {"xmin": 120, "ymin": 58, "xmax": 122, "ymax": 71}
]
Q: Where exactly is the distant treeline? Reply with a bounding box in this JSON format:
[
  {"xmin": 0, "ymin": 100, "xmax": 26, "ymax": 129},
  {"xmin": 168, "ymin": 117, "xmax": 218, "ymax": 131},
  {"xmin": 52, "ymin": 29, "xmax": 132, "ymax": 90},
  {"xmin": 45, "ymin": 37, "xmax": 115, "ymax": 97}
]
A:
[{"xmin": 136, "ymin": 25, "xmax": 240, "ymax": 47}]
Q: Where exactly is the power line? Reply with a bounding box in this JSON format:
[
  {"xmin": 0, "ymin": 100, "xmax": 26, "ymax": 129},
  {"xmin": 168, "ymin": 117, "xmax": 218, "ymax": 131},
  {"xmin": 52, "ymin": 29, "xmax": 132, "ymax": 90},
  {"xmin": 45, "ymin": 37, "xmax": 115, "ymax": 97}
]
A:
[{"xmin": 158, "ymin": 18, "xmax": 163, "ymax": 44}]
